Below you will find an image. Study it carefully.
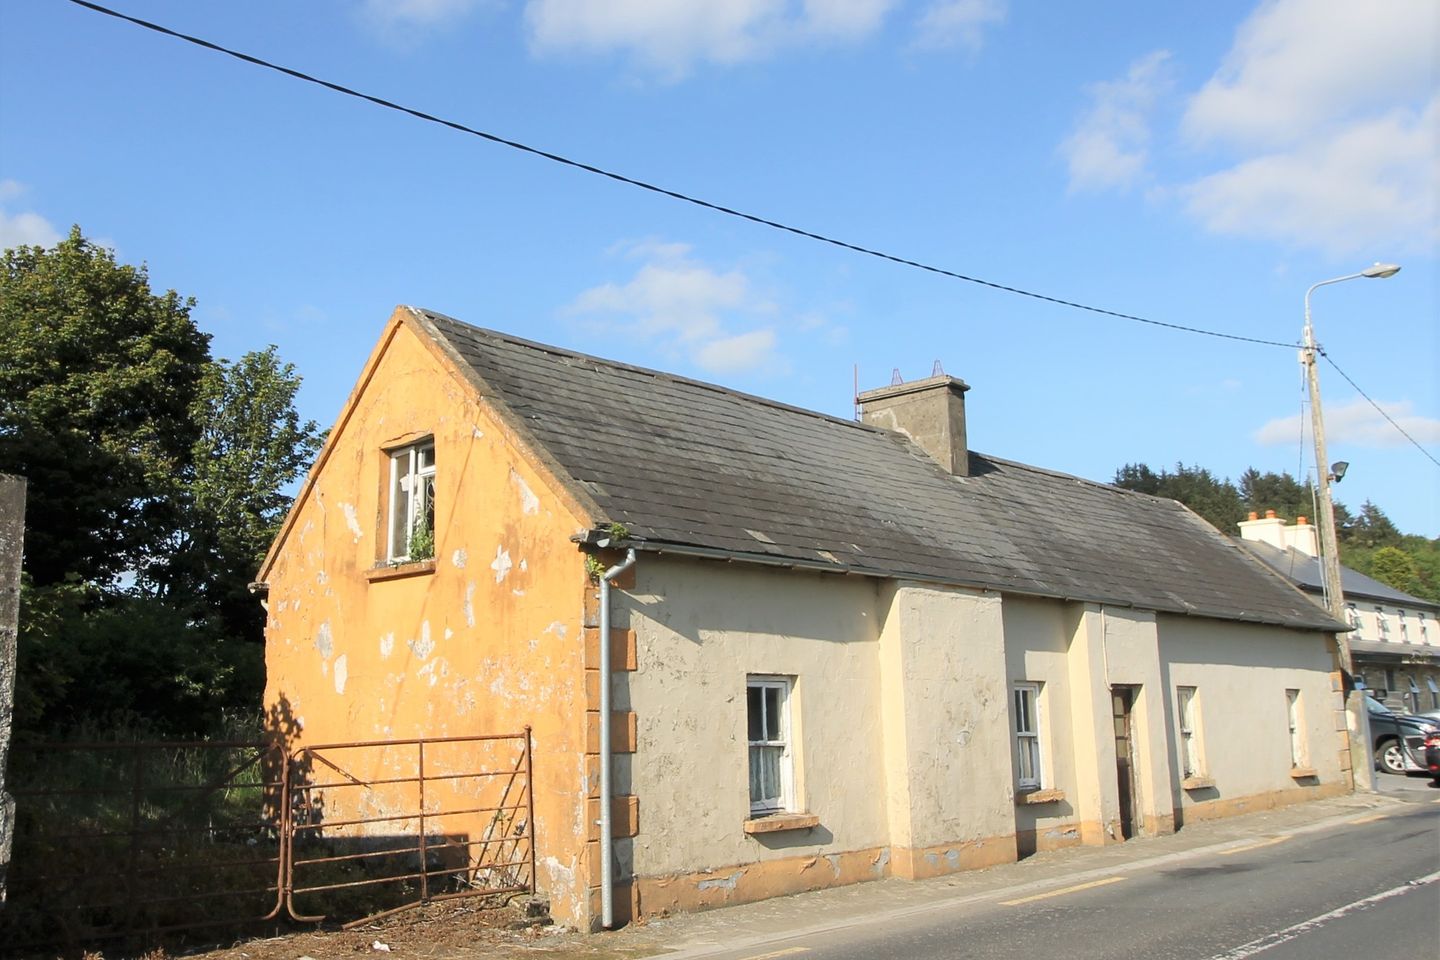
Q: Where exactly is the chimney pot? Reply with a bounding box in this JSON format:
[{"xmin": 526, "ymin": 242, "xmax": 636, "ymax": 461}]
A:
[
  {"xmin": 1247, "ymin": 511, "xmax": 1258, "ymax": 521},
  {"xmin": 1265, "ymin": 509, "xmax": 1277, "ymax": 519},
  {"xmin": 1297, "ymin": 516, "xmax": 1307, "ymax": 524}
]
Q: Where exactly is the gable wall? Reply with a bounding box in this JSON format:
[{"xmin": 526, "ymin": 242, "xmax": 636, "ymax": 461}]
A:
[{"xmin": 261, "ymin": 320, "xmax": 597, "ymax": 923}]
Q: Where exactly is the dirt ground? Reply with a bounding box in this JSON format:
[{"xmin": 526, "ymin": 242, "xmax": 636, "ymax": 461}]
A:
[{"xmin": 169, "ymin": 900, "xmax": 662, "ymax": 960}]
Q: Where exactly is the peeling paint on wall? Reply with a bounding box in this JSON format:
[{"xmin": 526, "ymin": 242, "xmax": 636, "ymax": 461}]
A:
[
  {"xmin": 511, "ymin": 469, "xmax": 540, "ymax": 515},
  {"xmin": 452, "ymin": 548, "xmax": 468, "ymax": 569},
  {"xmin": 314, "ymin": 622, "xmax": 333, "ymax": 660},
  {"xmin": 408, "ymin": 621, "xmax": 435, "ymax": 660},
  {"xmin": 871, "ymin": 848, "xmax": 890, "ymax": 876},
  {"xmin": 697, "ymin": 870, "xmax": 745, "ymax": 892},
  {"xmin": 341, "ymin": 502, "xmax": 363, "ymax": 541},
  {"xmin": 379, "ymin": 632, "xmax": 395, "ymax": 658},
  {"xmin": 491, "ymin": 546, "xmax": 512, "ymax": 583},
  {"xmin": 334, "ymin": 654, "xmax": 349, "ymax": 695},
  {"xmin": 464, "ymin": 582, "xmax": 477, "ymax": 628}
]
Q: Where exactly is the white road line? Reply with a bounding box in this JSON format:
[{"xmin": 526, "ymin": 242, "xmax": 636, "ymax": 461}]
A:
[{"xmin": 1205, "ymin": 871, "xmax": 1440, "ymax": 960}]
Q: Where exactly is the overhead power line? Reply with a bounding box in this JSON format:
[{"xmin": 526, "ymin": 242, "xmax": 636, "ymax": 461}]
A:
[
  {"xmin": 64, "ymin": 0, "xmax": 1297, "ymax": 349},
  {"xmin": 1321, "ymin": 351, "xmax": 1440, "ymax": 469}
]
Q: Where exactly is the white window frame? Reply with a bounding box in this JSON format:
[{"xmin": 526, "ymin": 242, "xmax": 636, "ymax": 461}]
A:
[
  {"xmin": 1427, "ymin": 676, "xmax": 1439, "ymax": 710},
  {"xmin": 1176, "ymin": 686, "xmax": 1203, "ymax": 778},
  {"xmin": 747, "ymin": 676, "xmax": 795, "ymax": 816},
  {"xmin": 1012, "ymin": 682, "xmax": 1044, "ymax": 790},
  {"xmin": 1406, "ymin": 676, "xmax": 1421, "ymax": 714},
  {"xmin": 1345, "ymin": 603, "xmax": 1360, "ymax": 630},
  {"xmin": 1375, "ymin": 607, "xmax": 1389, "ymax": 639},
  {"xmin": 1285, "ymin": 689, "xmax": 1306, "ymax": 768},
  {"xmin": 1398, "ymin": 610, "xmax": 1409, "ymax": 642},
  {"xmin": 386, "ymin": 440, "xmax": 436, "ymax": 563}
]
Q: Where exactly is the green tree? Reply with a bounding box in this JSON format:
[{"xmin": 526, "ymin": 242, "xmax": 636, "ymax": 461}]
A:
[
  {"xmin": 1113, "ymin": 462, "xmax": 1244, "ymax": 533},
  {"xmin": 3, "ymin": 229, "xmax": 321, "ymax": 737},
  {"xmin": 146, "ymin": 347, "xmax": 323, "ymax": 643},
  {"xmin": 0, "ymin": 227, "xmax": 211, "ymax": 585},
  {"xmin": 1368, "ymin": 546, "xmax": 1421, "ymax": 596}
]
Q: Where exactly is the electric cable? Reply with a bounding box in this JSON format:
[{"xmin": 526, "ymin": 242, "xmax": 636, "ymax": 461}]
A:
[
  {"xmin": 63, "ymin": 0, "xmax": 1296, "ymax": 349},
  {"xmin": 1320, "ymin": 350, "xmax": 1440, "ymax": 469}
]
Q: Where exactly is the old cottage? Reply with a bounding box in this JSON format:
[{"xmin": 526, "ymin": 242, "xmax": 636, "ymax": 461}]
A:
[{"xmin": 258, "ymin": 306, "xmax": 1351, "ymax": 930}]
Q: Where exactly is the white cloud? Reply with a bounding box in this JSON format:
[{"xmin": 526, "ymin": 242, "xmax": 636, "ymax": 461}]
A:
[
  {"xmin": 1174, "ymin": 0, "xmax": 1439, "ymax": 256},
  {"xmin": 1255, "ymin": 397, "xmax": 1440, "ymax": 448},
  {"xmin": 696, "ymin": 329, "xmax": 778, "ymax": 373},
  {"xmin": 1181, "ymin": 0, "xmax": 1436, "ymax": 149},
  {"xmin": 1183, "ymin": 97, "xmax": 1439, "ymax": 257},
  {"xmin": 0, "ymin": 182, "xmax": 61, "ymax": 249},
  {"xmin": 912, "ymin": 0, "xmax": 1005, "ymax": 51},
  {"xmin": 1060, "ymin": 51, "xmax": 1172, "ymax": 193},
  {"xmin": 525, "ymin": 0, "xmax": 902, "ymax": 78},
  {"xmin": 563, "ymin": 241, "xmax": 782, "ymax": 374},
  {"xmin": 360, "ymin": 0, "xmax": 486, "ymax": 29}
]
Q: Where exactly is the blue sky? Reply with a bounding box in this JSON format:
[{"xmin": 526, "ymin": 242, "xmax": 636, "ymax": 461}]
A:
[{"xmin": 3, "ymin": 0, "xmax": 1437, "ymax": 535}]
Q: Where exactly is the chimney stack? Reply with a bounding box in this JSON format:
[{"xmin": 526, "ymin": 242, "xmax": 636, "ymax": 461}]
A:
[{"xmin": 857, "ymin": 374, "xmax": 970, "ymax": 476}]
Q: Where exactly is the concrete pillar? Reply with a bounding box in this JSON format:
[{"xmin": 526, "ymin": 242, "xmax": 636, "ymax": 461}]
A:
[
  {"xmin": 1065, "ymin": 604, "xmax": 1121, "ymax": 845},
  {"xmin": 878, "ymin": 582, "xmax": 1015, "ymax": 878}
]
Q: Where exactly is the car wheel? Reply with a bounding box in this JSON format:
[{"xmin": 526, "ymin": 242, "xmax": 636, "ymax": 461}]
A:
[{"xmin": 1377, "ymin": 740, "xmax": 1406, "ymax": 775}]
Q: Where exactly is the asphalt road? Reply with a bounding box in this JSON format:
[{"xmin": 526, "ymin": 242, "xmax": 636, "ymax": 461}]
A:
[{"xmin": 667, "ymin": 802, "xmax": 1439, "ymax": 960}]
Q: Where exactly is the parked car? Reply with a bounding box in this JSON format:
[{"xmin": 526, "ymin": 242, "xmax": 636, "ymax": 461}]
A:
[
  {"xmin": 1425, "ymin": 732, "xmax": 1440, "ymax": 786},
  {"xmin": 1366, "ymin": 695, "xmax": 1437, "ymax": 775}
]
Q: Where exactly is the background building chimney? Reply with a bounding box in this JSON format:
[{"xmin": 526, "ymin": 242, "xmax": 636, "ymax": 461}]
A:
[{"xmin": 857, "ymin": 374, "xmax": 970, "ymax": 476}]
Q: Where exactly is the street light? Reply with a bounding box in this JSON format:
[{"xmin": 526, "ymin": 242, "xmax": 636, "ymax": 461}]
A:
[
  {"xmin": 1302, "ymin": 262, "xmax": 1399, "ymax": 793},
  {"xmin": 1303, "ymin": 262, "xmax": 1400, "ymax": 624}
]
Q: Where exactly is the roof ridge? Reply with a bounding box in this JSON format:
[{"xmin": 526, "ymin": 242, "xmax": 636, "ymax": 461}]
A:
[{"xmin": 414, "ymin": 307, "xmax": 900, "ymax": 438}]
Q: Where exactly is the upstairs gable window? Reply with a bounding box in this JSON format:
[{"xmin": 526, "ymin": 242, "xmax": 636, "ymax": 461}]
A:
[{"xmin": 387, "ymin": 441, "xmax": 436, "ymax": 563}]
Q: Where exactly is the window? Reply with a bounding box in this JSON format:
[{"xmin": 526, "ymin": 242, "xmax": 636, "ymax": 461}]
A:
[
  {"xmin": 1176, "ymin": 686, "xmax": 1203, "ymax": 778},
  {"xmin": 747, "ymin": 676, "xmax": 794, "ymax": 815},
  {"xmin": 1420, "ymin": 616, "xmax": 1430, "ymax": 641},
  {"xmin": 1398, "ymin": 610, "xmax": 1409, "ymax": 642},
  {"xmin": 1375, "ymin": 607, "xmax": 1389, "ymax": 639},
  {"xmin": 1285, "ymin": 689, "xmax": 1305, "ymax": 768},
  {"xmin": 1345, "ymin": 603, "xmax": 1360, "ymax": 630},
  {"xmin": 1406, "ymin": 676, "xmax": 1420, "ymax": 714},
  {"xmin": 1427, "ymin": 677, "xmax": 1439, "ymax": 710},
  {"xmin": 1012, "ymin": 682, "xmax": 1043, "ymax": 789},
  {"xmin": 387, "ymin": 441, "xmax": 436, "ymax": 563},
  {"xmin": 1385, "ymin": 668, "xmax": 1397, "ymax": 695}
]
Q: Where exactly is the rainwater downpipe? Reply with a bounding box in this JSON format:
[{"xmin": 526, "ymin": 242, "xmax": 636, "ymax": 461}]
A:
[{"xmin": 597, "ymin": 544, "xmax": 636, "ymax": 930}]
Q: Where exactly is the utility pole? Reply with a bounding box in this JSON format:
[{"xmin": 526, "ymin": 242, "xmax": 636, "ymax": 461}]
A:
[
  {"xmin": 1301, "ymin": 263, "xmax": 1399, "ymax": 794},
  {"xmin": 0, "ymin": 474, "xmax": 25, "ymax": 904}
]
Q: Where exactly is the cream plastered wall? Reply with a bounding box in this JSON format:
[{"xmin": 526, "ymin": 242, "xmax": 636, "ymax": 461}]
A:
[
  {"xmin": 261, "ymin": 314, "xmax": 596, "ymax": 924},
  {"xmin": 878, "ymin": 581, "xmax": 1014, "ymax": 878},
  {"xmin": 1002, "ymin": 597, "xmax": 1081, "ymax": 851},
  {"xmin": 1156, "ymin": 616, "xmax": 1344, "ymax": 818},
  {"xmin": 618, "ymin": 558, "xmax": 889, "ymax": 882}
]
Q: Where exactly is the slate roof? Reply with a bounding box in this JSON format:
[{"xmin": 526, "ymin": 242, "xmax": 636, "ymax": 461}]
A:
[
  {"xmin": 1240, "ymin": 540, "xmax": 1439, "ymax": 612},
  {"xmin": 417, "ymin": 309, "xmax": 1340, "ymax": 632}
]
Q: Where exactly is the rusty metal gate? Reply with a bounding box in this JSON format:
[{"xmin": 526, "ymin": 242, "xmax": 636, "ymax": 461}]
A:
[{"xmin": 2, "ymin": 730, "xmax": 534, "ymax": 953}]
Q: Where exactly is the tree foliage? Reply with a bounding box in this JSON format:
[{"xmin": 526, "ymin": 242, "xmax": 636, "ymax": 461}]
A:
[
  {"xmin": 3, "ymin": 228, "xmax": 321, "ymax": 737},
  {"xmin": 1114, "ymin": 461, "xmax": 1439, "ymax": 604},
  {"xmin": 0, "ymin": 227, "xmax": 211, "ymax": 586}
]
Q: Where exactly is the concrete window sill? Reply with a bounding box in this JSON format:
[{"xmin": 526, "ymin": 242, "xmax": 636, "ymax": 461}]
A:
[
  {"xmin": 1181, "ymin": 775, "xmax": 1216, "ymax": 790},
  {"xmin": 743, "ymin": 812, "xmax": 820, "ymax": 835},
  {"xmin": 1289, "ymin": 767, "xmax": 1318, "ymax": 780},
  {"xmin": 1016, "ymin": 788, "xmax": 1066, "ymax": 805},
  {"xmin": 365, "ymin": 559, "xmax": 438, "ymax": 582}
]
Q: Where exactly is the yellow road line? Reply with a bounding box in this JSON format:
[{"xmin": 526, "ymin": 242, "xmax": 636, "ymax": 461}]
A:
[
  {"xmin": 742, "ymin": 949, "xmax": 810, "ymax": 960},
  {"xmin": 1218, "ymin": 835, "xmax": 1291, "ymax": 856},
  {"xmin": 1349, "ymin": 814, "xmax": 1389, "ymax": 824},
  {"xmin": 1000, "ymin": 875, "xmax": 1126, "ymax": 906}
]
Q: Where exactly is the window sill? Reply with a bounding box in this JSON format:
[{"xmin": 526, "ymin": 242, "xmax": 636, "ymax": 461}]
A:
[
  {"xmin": 1016, "ymin": 788, "xmax": 1065, "ymax": 805},
  {"xmin": 1289, "ymin": 767, "xmax": 1318, "ymax": 780},
  {"xmin": 1181, "ymin": 775, "xmax": 1216, "ymax": 790},
  {"xmin": 743, "ymin": 812, "xmax": 820, "ymax": 835},
  {"xmin": 365, "ymin": 559, "xmax": 438, "ymax": 582}
]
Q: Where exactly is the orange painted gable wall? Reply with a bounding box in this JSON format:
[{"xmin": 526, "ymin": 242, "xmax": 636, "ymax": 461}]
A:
[{"xmin": 262, "ymin": 313, "xmax": 597, "ymax": 923}]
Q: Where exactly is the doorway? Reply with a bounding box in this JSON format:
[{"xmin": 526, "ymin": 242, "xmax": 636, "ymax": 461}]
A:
[{"xmin": 1111, "ymin": 685, "xmax": 1139, "ymax": 840}]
